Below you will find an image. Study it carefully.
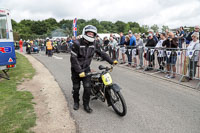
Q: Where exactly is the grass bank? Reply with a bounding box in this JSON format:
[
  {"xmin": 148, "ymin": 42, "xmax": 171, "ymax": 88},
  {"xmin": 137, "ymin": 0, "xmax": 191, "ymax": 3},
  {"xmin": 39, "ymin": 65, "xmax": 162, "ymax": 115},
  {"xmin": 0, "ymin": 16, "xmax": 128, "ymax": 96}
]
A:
[{"xmin": 0, "ymin": 52, "xmax": 36, "ymax": 133}]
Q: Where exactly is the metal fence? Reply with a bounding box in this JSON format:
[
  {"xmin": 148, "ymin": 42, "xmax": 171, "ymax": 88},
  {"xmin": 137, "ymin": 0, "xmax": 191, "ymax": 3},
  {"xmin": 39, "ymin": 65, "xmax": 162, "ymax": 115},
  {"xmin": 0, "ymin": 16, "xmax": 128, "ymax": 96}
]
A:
[{"xmin": 108, "ymin": 46, "xmax": 200, "ymax": 89}]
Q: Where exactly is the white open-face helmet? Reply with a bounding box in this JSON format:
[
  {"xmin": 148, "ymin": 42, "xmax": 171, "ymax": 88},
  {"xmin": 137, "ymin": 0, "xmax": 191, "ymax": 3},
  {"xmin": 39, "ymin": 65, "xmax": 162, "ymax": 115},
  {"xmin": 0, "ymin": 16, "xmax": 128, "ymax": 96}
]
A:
[{"xmin": 82, "ymin": 25, "xmax": 97, "ymax": 42}]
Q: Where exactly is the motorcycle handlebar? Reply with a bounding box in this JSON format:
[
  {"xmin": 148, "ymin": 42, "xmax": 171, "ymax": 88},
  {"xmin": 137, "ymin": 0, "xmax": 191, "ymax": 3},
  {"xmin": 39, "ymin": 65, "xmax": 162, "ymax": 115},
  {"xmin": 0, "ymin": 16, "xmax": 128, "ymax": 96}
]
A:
[
  {"xmin": 99, "ymin": 65, "xmax": 113, "ymax": 71},
  {"xmin": 86, "ymin": 65, "xmax": 113, "ymax": 77}
]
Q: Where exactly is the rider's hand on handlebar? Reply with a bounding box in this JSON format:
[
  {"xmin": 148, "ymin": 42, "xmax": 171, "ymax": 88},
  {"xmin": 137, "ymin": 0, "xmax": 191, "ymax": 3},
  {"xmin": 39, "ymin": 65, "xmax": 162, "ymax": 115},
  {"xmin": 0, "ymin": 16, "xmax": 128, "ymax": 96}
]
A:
[
  {"xmin": 113, "ymin": 60, "xmax": 118, "ymax": 65},
  {"xmin": 79, "ymin": 72, "xmax": 86, "ymax": 78}
]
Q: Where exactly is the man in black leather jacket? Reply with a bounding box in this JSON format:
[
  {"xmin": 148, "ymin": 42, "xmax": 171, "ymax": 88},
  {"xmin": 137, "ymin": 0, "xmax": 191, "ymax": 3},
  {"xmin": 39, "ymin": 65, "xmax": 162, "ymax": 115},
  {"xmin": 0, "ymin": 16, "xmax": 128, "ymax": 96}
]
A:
[{"xmin": 70, "ymin": 25, "xmax": 118, "ymax": 113}]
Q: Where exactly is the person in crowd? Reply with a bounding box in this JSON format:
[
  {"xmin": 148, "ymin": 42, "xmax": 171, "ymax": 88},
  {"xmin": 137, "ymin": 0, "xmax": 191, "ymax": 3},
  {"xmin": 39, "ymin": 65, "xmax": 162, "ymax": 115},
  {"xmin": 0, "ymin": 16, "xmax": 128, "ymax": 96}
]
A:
[
  {"xmin": 175, "ymin": 29, "xmax": 179, "ymax": 37},
  {"xmin": 185, "ymin": 29, "xmax": 190, "ymax": 38},
  {"xmin": 67, "ymin": 37, "xmax": 73, "ymax": 50},
  {"xmin": 19, "ymin": 39, "xmax": 23, "ymax": 52},
  {"xmin": 132, "ymin": 33, "xmax": 138, "ymax": 67},
  {"xmin": 155, "ymin": 33, "xmax": 166, "ymax": 71},
  {"xmin": 26, "ymin": 41, "xmax": 31, "ymax": 54},
  {"xmin": 165, "ymin": 29, "xmax": 169, "ymax": 38},
  {"xmin": 41, "ymin": 40, "xmax": 45, "ymax": 51},
  {"xmin": 23, "ymin": 40, "xmax": 27, "ymax": 49},
  {"xmin": 108, "ymin": 38, "xmax": 113, "ymax": 58},
  {"xmin": 70, "ymin": 25, "xmax": 117, "ymax": 113},
  {"xmin": 103, "ymin": 36, "xmax": 109, "ymax": 52},
  {"xmin": 30, "ymin": 40, "xmax": 34, "ymax": 46},
  {"xmin": 162, "ymin": 32, "xmax": 178, "ymax": 78},
  {"xmin": 109, "ymin": 37, "xmax": 118, "ymax": 60},
  {"xmin": 53, "ymin": 40, "xmax": 59, "ymax": 53},
  {"xmin": 124, "ymin": 35, "xmax": 131, "ymax": 66},
  {"xmin": 127, "ymin": 31, "xmax": 136, "ymax": 66},
  {"xmin": 72, "ymin": 36, "xmax": 76, "ymax": 42},
  {"xmin": 136, "ymin": 34, "xmax": 144, "ymax": 69},
  {"xmin": 186, "ymin": 25, "xmax": 200, "ymax": 44},
  {"xmin": 119, "ymin": 32, "xmax": 126, "ymax": 64},
  {"xmin": 181, "ymin": 32, "xmax": 200, "ymax": 82},
  {"xmin": 94, "ymin": 35, "xmax": 102, "ymax": 60},
  {"xmin": 144, "ymin": 33, "xmax": 156, "ymax": 71},
  {"xmin": 141, "ymin": 33, "xmax": 147, "ymax": 43},
  {"xmin": 149, "ymin": 29, "xmax": 158, "ymax": 44},
  {"xmin": 115, "ymin": 36, "xmax": 120, "ymax": 61},
  {"xmin": 156, "ymin": 32, "xmax": 160, "ymax": 40},
  {"xmin": 178, "ymin": 26, "xmax": 185, "ymax": 48},
  {"xmin": 34, "ymin": 40, "xmax": 38, "ymax": 46},
  {"xmin": 46, "ymin": 38, "xmax": 53, "ymax": 57}
]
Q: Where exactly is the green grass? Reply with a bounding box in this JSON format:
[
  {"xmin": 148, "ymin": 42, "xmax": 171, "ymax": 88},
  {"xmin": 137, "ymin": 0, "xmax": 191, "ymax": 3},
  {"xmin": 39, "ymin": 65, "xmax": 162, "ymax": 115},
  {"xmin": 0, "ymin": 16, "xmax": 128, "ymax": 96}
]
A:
[{"xmin": 0, "ymin": 52, "xmax": 36, "ymax": 133}]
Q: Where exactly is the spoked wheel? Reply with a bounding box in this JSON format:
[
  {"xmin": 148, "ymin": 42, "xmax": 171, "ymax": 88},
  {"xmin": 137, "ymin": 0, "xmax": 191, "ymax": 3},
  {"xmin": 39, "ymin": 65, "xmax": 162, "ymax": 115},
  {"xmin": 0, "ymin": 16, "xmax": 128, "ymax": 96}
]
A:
[{"xmin": 109, "ymin": 89, "xmax": 127, "ymax": 116}]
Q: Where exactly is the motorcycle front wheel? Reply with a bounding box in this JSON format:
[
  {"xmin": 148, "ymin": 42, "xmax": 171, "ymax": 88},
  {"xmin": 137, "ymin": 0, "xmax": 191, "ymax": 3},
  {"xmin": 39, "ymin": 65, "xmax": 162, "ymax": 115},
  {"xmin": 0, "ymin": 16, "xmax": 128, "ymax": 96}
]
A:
[{"xmin": 109, "ymin": 89, "xmax": 127, "ymax": 116}]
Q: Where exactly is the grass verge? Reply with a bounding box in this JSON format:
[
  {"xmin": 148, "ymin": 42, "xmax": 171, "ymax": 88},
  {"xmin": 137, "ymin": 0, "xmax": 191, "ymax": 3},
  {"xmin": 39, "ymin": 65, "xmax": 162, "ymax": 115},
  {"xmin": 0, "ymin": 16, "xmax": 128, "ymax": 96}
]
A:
[{"xmin": 0, "ymin": 52, "xmax": 36, "ymax": 133}]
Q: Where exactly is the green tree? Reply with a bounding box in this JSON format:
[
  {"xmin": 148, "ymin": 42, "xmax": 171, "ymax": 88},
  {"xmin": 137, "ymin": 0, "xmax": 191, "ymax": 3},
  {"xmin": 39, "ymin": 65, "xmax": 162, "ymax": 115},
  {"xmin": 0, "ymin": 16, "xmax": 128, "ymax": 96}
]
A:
[
  {"xmin": 161, "ymin": 25, "xmax": 169, "ymax": 32},
  {"xmin": 115, "ymin": 21, "xmax": 127, "ymax": 33},
  {"xmin": 11, "ymin": 18, "xmax": 155, "ymax": 39},
  {"xmin": 151, "ymin": 24, "xmax": 159, "ymax": 33},
  {"xmin": 11, "ymin": 19, "xmax": 18, "ymax": 31},
  {"xmin": 31, "ymin": 21, "xmax": 48, "ymax": 35},
  {"xmin": 99, "ymin": 21, "xmax": 113, "ymax": 33},
  {"xmin": 140, "ymin": 25, "xmax": 149, "ymax": 34}
]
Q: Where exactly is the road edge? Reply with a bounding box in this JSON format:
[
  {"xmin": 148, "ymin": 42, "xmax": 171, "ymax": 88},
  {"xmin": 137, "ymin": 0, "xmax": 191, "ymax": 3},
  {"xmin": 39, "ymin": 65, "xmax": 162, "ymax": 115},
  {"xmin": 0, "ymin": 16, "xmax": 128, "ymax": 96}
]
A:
[{"xmin": 17, "ymin": 52, "xmax": 77, "ymax": 133}]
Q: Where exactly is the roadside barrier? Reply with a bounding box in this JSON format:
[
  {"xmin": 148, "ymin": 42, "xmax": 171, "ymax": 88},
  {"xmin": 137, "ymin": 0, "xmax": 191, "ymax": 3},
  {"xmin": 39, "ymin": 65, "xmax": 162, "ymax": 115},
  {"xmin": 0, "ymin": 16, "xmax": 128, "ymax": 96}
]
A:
[{"xmin": 111, "ymin": 46, "xmax": 200, "ymax": 89}]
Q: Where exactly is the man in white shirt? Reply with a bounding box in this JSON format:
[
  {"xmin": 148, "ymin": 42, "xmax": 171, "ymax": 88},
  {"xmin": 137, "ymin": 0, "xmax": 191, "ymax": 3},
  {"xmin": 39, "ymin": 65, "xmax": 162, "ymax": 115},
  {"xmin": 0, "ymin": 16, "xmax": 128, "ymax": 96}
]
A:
[{"xmin": 181, "ymin": 32, "xmax": 200, "ymax": 82}]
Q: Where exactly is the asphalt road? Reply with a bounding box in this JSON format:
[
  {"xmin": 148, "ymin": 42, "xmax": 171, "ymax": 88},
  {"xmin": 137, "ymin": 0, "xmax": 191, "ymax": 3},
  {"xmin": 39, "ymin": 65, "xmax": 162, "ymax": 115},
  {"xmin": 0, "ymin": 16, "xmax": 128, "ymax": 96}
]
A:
[{"xmin": 31, "ymin": 51, "xmax": 200, "ymax": 133}]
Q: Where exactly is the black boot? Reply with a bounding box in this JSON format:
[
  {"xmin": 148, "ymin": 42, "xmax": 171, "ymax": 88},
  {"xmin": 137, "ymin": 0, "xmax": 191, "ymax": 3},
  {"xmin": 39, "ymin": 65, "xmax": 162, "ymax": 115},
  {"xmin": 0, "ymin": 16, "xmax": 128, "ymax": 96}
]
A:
[
  {"xmin": 83, "ymin": 104, "xmax": 93, "ymax": 113},
  {"xmin": 73, "ymin": 102, "xmax": 79, "ymax": 110},
  {"xmin": 107, "ymin": 100, "xmax": 112, "ymax": 107}
]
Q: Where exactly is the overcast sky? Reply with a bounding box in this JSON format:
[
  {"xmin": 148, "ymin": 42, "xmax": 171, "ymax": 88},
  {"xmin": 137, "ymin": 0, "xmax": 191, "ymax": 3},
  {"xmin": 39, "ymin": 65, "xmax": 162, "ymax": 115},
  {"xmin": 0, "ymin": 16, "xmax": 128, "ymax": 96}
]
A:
[{"xmin": 1, "ymin": 0, "xmax": 200, "ymax": 29}]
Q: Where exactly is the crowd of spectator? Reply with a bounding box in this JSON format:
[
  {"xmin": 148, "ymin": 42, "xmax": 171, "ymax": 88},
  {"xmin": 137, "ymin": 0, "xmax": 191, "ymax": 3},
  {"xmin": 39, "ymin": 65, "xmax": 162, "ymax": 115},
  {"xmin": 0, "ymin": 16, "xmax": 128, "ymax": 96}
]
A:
[
  {"xmin": 15, "ymin": 36, "xmax": 76, "ymax": 55},
  {"xmin": 94, "ymin": 25, "xmax": 200, "ymax": 82},
  {"xmin": 16, "ymin": 25, "xmax": 200, "ymax": 82}
]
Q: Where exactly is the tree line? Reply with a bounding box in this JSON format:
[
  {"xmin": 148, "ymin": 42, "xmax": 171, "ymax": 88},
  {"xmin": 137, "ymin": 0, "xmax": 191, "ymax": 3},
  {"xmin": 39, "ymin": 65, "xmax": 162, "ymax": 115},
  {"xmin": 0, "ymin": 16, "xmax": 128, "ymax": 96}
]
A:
[{"xmin": 12, "ymin": 18, "xmax": 170, "ymax": 40}]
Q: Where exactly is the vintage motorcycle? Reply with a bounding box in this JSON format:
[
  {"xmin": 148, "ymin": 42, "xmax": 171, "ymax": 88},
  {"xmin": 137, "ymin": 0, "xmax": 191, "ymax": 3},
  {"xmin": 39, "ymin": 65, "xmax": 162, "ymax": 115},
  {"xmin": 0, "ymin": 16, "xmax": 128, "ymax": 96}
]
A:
[{"xmin": 87, "ymin": 65, "xmax": 127, "ymax": 116}]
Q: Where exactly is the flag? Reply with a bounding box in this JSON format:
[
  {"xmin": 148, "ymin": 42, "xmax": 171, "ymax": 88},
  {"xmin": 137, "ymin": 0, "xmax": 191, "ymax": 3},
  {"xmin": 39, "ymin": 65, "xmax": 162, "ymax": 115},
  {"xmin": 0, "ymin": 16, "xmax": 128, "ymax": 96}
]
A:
[
  {"xmin": 176, "ymin": 51, "xmax": 182, "ymax": 57},
  {"xmin": 132, "ymin": 49, "xmax": 136, "ymax": 56},
  {"xmin": 128, "ymin": 49, "xmax": 131, "ymax": 55},
  {"xmin": 158, "ymin": 50, "xmax": 163, "ymax": 57},
  {"xmin": 150, "ymin": 49, "xmax": 155, "ymax": 55},
  {"xmin": 188, "ymin": 50, "xmax": 195, "ymax": 59},
  {"xmin": 166, "ymin": 51, "xmax": 171, "ymax": 58},
  {"xmin": 73, "ymin": 18, "xmax": 77, "ymax": 37}
]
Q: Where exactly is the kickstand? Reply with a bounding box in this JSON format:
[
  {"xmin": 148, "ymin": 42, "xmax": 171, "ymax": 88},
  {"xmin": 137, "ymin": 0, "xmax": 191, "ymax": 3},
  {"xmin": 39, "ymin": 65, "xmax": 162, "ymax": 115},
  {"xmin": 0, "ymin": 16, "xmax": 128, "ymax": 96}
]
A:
[{"xmin": 0, "ymin": 70, "xmax": 10, "ymax": 80}]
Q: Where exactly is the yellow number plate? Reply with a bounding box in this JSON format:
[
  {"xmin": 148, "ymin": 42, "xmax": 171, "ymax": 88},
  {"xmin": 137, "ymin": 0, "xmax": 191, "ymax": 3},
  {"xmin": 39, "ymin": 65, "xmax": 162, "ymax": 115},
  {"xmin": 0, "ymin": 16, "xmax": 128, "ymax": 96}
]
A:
[{"xmin": 101, "ymin": 73, "xmax": 112, "ymax": 86}]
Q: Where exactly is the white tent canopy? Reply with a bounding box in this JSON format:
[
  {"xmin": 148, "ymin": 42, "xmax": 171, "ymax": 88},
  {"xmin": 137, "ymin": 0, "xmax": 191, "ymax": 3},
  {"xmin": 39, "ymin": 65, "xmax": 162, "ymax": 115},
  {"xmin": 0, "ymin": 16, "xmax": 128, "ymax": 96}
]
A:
[{"xmin": 97, "ymin": 33, "xmax": 120, "ymax": 40}]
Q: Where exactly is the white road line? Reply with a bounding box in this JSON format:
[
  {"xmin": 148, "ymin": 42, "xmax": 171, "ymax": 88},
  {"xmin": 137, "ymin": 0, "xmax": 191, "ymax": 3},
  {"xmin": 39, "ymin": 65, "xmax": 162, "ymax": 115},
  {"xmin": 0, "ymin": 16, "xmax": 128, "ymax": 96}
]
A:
[{"xmin": 53, "ymin": 55, "xmax": 63, "ymax": 60}]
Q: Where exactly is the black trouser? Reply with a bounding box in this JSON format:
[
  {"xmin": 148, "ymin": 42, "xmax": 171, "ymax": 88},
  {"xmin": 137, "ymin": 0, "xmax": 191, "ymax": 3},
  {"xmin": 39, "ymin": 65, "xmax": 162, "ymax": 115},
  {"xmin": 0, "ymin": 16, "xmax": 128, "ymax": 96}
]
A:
[
  {"xmin": 146, "ymin": 50, "xmax": 155, "ymax": 67},
  {"xmin": 157, "ymin": 57, "xmax": 165, "ymax": 70},
  {"xmin": 188, "ymin": 60, "xmax": 198, "ymax": 78},
  {"xmin": 126, "ymin": 49, "xmax": 132, "ymax": 65},
  {"xmin": 26, "ymin": 47, "xmax": 31, "ymax": 54},
  {"xmin": 47, "ymin": 49, "xmax": 52, "ymax": 56},
  {"xmin": 71, "ymin": 72, "xmax": 91, "ymax": 105},
  {"xmin": 109, "ymin": 47, "xmax": 113, "ymax": 58}
]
